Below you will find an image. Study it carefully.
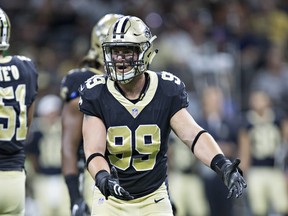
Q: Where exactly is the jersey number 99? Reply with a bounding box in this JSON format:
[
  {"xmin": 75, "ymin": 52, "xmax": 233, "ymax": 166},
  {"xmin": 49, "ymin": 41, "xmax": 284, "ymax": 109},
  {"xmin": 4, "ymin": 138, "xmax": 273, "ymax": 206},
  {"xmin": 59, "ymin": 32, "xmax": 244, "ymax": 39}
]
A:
[{"xmin": 107, "ymin": 124, "xmax": 161, "ymax": 171}]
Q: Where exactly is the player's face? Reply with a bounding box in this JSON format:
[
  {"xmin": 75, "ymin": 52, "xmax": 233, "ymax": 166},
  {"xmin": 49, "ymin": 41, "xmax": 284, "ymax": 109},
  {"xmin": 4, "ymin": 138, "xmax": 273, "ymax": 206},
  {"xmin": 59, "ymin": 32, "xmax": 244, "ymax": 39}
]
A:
[{"xmin": 111, "ymin": 46, "xmax": 138, "ymax": 74}]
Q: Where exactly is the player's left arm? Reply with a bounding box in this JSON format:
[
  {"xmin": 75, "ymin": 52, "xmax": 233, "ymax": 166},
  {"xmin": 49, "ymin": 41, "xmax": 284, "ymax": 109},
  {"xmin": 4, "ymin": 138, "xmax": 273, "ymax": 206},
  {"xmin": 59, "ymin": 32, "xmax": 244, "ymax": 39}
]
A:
[
  {"xmin": 170, "ymin": 108, "xmax": 247, "ymax": 198},
  {"xmin": 170, "ymin": 108, "xmax": 222, "ymax": 165}
]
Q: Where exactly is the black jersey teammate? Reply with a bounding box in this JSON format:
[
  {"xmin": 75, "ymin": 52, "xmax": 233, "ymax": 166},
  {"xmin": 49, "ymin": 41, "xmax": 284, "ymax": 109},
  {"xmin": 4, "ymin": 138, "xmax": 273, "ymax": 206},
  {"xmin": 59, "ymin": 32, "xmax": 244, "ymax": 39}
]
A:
[
  {"xmin": 79, "ymin": 16, "xmax": 247, "ymax": 216},
  {"xmin": 0, "ymin": 8, "xmax": 38, "ymax": 215}
]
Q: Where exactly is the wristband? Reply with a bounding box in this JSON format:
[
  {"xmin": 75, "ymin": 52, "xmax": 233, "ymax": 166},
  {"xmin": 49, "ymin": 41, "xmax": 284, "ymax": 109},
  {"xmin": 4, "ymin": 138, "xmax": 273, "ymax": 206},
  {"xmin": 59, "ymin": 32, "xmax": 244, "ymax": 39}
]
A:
[{"xmin": 86, "ymin": 152, "xmax": 106, "ymax": 170}]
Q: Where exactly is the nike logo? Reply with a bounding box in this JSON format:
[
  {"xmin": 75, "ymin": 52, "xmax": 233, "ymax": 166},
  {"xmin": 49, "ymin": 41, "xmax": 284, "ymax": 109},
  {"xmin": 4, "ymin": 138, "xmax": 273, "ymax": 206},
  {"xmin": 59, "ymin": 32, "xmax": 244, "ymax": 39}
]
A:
[{"xmin": 154, "ymin": 198, "xmax": 164, "ymax": 203}]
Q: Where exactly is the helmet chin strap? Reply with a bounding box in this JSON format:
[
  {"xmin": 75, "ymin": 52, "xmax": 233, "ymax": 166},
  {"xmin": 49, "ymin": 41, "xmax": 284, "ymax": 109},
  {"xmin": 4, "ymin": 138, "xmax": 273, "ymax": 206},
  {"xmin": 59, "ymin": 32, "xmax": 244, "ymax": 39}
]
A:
[
  {"xmin": 149, "ymin": 49, "xmax": 158, "ymax": 65},
  {"xmin": 149, "ymin": 35, "xmax": 157, "ymax": 44},
  {"xmin": 148, "ymin": 35, "xmax": 158, "ymax": 65}
]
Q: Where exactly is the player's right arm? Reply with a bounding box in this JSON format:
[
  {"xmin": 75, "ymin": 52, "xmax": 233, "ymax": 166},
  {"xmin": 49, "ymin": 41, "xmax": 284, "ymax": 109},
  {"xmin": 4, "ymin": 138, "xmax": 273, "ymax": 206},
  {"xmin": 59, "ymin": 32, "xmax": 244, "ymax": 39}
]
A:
[{"xmin": 82, "ymin": 114, "xmax": 133, "ymax": 200}]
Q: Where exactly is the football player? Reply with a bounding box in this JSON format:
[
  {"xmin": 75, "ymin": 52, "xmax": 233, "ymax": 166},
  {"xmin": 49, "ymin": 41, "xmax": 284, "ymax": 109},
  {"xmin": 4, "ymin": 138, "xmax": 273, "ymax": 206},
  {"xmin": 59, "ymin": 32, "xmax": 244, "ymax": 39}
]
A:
[
  {"xmin": 60, "ymin": 13, "xmax": 123, "ymax": 216},
  {"xmin": 79, "ymin": 16, "xmax": 247, "ymax": 215},
  {"xmin": 25, "ymin": 94, "xmax": 70, "ymax": 216},
  {"xmin": 0, "ymin": 8, "xmax": 38, "ymax": 215}
]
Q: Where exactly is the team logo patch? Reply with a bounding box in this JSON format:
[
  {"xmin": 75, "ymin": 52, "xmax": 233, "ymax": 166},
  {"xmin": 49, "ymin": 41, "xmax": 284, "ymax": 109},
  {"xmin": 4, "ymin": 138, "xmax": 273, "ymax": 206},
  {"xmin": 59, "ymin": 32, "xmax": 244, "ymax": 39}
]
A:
[{"xmin": 131, "ymin": 107, "xmax": 138, "ymax": 117}]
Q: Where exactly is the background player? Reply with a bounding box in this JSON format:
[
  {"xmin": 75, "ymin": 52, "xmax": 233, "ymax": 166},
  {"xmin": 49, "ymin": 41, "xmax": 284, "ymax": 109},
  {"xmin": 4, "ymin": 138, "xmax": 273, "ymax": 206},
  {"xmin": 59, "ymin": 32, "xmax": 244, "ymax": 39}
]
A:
[
  {"xmin": 25, "ymin": 94, "xmax": 70, "ymax": 216},
  {"xmin": 79, "ymin": 15, "xmax": 246, "ymax": 215},
  {"xmin": 60, "ymin": 13, "xmax": 123, "ymax": 216},
  {"xmin": 0, "ymin": 8, "xmax": 38, "ymax": 215}
]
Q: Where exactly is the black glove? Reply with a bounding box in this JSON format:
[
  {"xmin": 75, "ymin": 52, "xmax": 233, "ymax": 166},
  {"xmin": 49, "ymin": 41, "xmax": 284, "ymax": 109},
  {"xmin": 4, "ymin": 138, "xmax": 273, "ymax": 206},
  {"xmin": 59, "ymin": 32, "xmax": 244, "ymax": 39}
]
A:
[
  {"xmin": 72, "ymin": 198, "xmax": 90, "ymax": 216},
  {"xmin": 211, "ymin": 154, "xmax": 247, "ymax": 199},
  {"xmin": 95, "ymin": 166, "xmax": 134, "ymax": 200}
]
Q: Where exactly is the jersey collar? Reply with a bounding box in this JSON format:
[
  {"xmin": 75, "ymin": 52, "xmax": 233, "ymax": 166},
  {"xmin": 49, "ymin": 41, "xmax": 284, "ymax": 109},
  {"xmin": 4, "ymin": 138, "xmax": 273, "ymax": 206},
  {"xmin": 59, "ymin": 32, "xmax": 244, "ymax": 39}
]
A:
[{"xmin": 107, "ymin": 70, "xmax": 158, "ymax": 118}]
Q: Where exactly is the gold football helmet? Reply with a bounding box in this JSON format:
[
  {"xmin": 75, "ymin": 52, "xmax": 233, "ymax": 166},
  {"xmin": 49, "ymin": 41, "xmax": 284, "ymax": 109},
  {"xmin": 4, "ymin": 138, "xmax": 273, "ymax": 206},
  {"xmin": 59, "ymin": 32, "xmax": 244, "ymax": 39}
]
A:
[
  {"xmin": 84, "ymin": 14, "xmax": 123, "ymax": 66},
  {"xmin": 102, "ymin": 16, "xmax": 157, "ymax": 84},
  {"xmin": 0, "ymin": 8, "xmax": 11, "ymax": 51}
]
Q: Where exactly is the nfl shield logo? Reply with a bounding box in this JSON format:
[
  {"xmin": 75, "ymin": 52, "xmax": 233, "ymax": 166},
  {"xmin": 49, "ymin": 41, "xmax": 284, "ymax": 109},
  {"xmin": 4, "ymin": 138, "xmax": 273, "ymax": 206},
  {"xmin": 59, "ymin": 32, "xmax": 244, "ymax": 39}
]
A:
[
  {"xmin": 132, "ymin": 107, "xmax": 138, "ymax": 117},
  {"xmin": 98, "ymin": 197, "xmax": 105, "ymax": 205}
]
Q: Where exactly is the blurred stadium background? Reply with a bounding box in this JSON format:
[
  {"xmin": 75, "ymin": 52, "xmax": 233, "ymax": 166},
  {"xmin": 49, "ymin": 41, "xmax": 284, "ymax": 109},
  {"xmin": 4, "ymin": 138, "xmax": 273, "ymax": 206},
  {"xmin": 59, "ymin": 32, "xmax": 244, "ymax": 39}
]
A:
[{"xmin": 2, "ymin": 0, "xmax": 288, "ymax": 215}]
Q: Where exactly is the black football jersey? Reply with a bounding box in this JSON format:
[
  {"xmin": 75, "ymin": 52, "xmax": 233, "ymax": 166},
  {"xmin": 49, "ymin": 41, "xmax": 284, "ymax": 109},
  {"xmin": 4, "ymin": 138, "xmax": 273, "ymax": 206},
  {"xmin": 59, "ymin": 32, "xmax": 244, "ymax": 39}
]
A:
[
  {"xmin": 0, "ymin": 55, "xmax": 38, "ymax": 170},
  {"xmin": 60, "ymin": 67, "xmax": 103, "ymax": 102},
  {"xmin": 60, "ymin": 67, "xmax": 103, "ymax": 165},
  {"xmin": 79, "ymin": 70, "xmax": 188, "ymax": 198}
]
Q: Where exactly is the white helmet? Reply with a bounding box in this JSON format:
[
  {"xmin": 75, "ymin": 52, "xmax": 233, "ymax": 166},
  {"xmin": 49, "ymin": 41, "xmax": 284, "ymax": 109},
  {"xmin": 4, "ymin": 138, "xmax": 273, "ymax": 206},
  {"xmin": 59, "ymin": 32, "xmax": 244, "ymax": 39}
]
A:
[
  {"xmin": 102, "ymin": 16, "xmax": 157, "ymax": 84},
  {"xmin": 84, "ymin": 14, "xmax": 123, "ymax": 66},
  {"xmin": 0, "ymin": 8, "xmax": 11, "ymax": 51}
]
